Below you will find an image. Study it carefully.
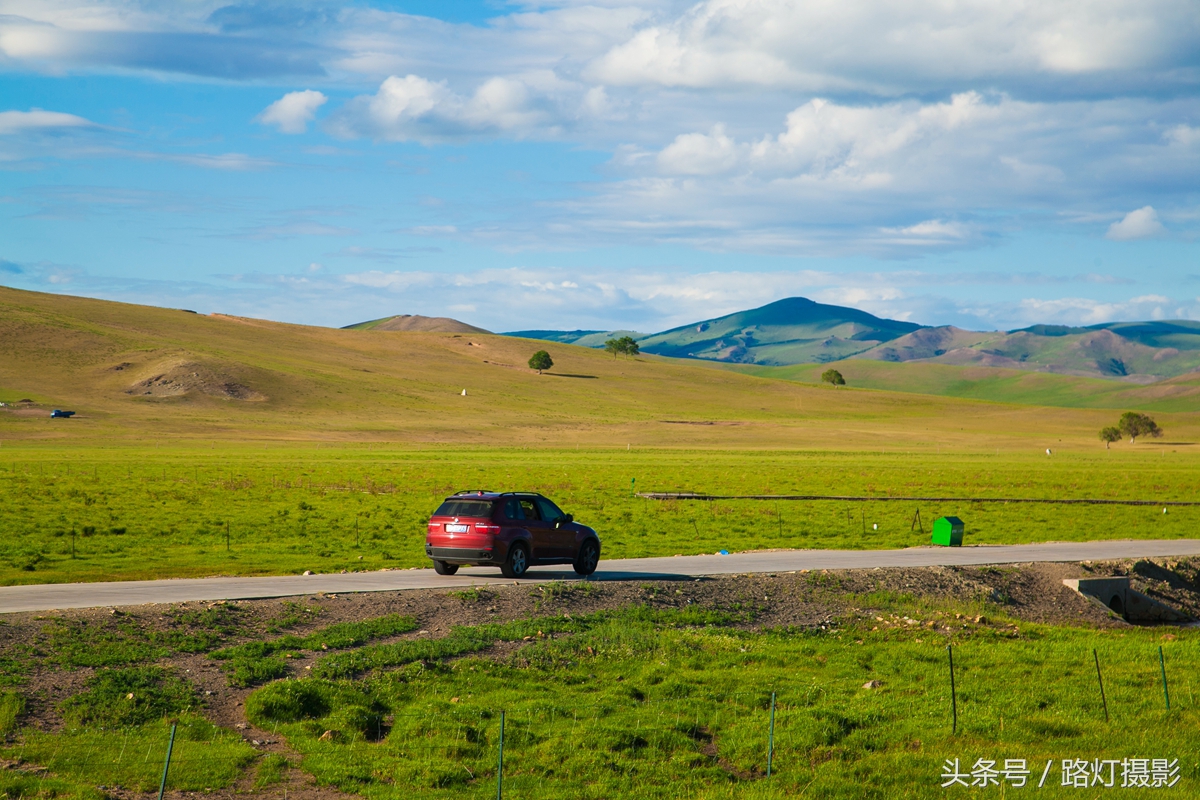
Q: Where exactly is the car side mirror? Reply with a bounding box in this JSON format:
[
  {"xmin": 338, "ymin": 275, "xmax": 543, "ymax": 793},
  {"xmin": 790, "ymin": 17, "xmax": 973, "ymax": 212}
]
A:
[{"xmin": 555, "ymin": 513, "xmax": 574, "ymax": 528}]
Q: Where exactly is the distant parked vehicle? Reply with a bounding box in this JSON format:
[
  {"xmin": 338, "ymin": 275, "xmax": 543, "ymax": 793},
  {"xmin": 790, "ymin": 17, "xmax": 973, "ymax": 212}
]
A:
[
  {"xmin": 425, "ymin": 490, "xmax": 601, "ymax": 578},
  {"xmin": 50, "ymin": 410, "xmax": 75, "ymax": 418}
]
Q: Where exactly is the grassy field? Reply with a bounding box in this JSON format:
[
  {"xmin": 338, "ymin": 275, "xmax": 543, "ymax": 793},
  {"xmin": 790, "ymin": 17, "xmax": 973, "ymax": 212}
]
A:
[
  {"xmin": 725, "ymin": 360, "xmax": 1200, "ymax": 413},
  {"xmin": 4, "ymin": 285, "xmax": 1199, "ymax": 451},
  {"xmin": 2, "ymin": 444, "xmax": 1199, "ymax": 585},
  {"xmin": 251, "ymin": 601, "xmax": 1200, "ymax": 799},
  {"xmin": 3, "ymin": 580, "xmax": 1197, "ymax": 799}
]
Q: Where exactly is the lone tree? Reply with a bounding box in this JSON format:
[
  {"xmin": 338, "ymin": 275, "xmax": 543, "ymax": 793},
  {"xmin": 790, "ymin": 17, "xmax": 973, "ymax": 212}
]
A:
[
  {"xmin": 528, "ymin": 350, "xmax": 553, "ymax": 374},
  {"xmin": 1117, "ymin": 411, "xmax": 1162, "ymax": 443},
  {"xmin": 604, "ymin": 336, "xmax": 640, "ymax": 358},
  {"xmin": 821, "ymin": 368, "xmax": 846, "ymax": 386},
  {"xmin": 1099, "ymin": 426, "xmax": 1121, "ymax": 449}
]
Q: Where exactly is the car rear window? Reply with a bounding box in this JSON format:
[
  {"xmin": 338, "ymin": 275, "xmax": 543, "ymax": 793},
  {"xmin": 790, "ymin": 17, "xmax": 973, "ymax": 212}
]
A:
[{"xmin": 433, "ymin": 499, "xmax": 495, "ymax": 518}]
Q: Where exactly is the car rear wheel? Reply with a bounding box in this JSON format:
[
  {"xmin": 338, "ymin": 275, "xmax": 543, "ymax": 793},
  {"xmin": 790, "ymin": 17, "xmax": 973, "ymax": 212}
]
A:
[
  {"xmin": 432, "ymin": 560, "xmax": 459, "ymax": 575},
  {"xmin": 573, "ymin": 539, "xmax": 600, "ymax": 576},
  {"xmin": 501, "ymin": 542, "xmax": 529, "ymax": 578}
]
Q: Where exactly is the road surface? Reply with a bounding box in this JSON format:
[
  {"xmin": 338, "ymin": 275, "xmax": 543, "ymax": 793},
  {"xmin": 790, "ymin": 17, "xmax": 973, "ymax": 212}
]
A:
[{"xmin": 3, "ymin": 539, "xmax": 1199, "ymax": 614}]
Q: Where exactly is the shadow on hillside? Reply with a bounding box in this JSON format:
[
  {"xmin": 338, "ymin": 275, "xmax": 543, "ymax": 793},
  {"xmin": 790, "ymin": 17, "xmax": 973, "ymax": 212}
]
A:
[{"xmin": 545, "ymin": 373, "xmax": 598, "ymax": 379}]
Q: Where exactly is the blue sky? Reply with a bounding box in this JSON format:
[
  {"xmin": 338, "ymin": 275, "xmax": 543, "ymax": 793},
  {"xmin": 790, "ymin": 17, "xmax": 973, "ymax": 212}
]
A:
[{"xmin": 1, "ymin": 0, "xmax": 1198, "ymax": 333}]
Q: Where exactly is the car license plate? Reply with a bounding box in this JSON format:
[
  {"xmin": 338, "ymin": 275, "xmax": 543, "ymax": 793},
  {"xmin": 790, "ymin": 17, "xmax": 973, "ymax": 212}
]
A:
[{"xmin": 445, "ymin": 524, "xmax": 469, "ymax": 533}]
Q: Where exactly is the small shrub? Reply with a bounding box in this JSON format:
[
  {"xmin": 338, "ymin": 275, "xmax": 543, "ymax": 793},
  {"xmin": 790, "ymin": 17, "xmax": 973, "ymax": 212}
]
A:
[
  {"xmin": 244, "ymin": 679, "xmax": 333, "ymax": 725},
  {"xmin": 821, "ymin": 368, "xmax": 846, "ymax": 386},
  {"xmin": 327, "ymin": 704, "xmax": 387, "ymax": 741}
]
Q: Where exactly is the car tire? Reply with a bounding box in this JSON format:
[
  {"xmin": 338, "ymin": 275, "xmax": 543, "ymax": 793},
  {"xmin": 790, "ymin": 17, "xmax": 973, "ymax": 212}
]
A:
[
  {"xmin": 432, "ymin": 560, "xmax": 459, "ymax": 575},
  {"xmin": 501, "ymin": 542, "xmax": 529, "ymax": 579},
  {"xmin": 573, "ymin": 539, "xmax": 600, "ymax": 576}
]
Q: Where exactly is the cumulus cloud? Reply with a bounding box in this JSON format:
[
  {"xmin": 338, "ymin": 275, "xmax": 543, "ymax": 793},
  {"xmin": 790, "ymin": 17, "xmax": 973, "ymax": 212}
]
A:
[
  {"xmin": 257, "ymin": 90, "xmax": 327, "ymax": 134},
  {"xmin": 585, "ymin": 0, "xmax": 1200, "ymax": 94},
  {"xmin": 1106, "ymin": 206, "xmax": 1166, "ymax": 241},
  {"xmin": 326, "ymin": 74, "xmax": 548, "ymax": 141},
  {"xmin": 1015, "ymin": 294, "xmax": 1179, "ymax": 325},
  {"xmin": 0, "ymin": 109, "xmax": 95, "ymax": 134}
]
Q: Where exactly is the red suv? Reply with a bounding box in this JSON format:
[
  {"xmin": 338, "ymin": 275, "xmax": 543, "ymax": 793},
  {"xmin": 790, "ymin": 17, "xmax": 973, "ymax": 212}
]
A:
[{"xmin": 425, "ymin": 491, "xmax": 601, "ymax": 578}]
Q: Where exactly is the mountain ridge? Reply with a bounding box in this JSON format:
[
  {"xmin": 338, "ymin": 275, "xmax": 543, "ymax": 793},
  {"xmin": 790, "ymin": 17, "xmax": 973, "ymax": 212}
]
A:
[{"xmin": 503, "ymin": 297, "xmax": 1200, "ymax": 381}]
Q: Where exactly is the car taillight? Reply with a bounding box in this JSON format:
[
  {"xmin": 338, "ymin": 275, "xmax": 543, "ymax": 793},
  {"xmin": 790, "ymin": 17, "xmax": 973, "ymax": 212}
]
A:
[{"xmin": 474, "ymin": 523, "xmax": 500, "ymax": 534}]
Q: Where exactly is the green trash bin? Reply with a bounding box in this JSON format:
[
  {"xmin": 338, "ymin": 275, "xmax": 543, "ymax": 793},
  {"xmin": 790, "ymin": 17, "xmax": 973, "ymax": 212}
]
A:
[{"xmin": 931, "ymin": 516, "xmax": 964, "ymax": 547}]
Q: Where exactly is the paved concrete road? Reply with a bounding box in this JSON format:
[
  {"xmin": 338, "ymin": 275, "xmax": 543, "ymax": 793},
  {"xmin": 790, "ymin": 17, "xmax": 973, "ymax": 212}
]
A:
[{"xmin": 4, "ymin": 539, "xmax": 1200, "ymax": 614}]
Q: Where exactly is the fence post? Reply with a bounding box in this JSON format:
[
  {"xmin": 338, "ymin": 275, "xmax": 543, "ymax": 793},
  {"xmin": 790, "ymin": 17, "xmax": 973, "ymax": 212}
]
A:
[
  {"xmin": 495, "ymin": 711, "xmax": 505, "ymax": 800},
  {"xmin": 947, "ymin": 645, "xmax": 958, "ymax": 734},
  {"xmin": 157, "ymin": 722, "xmax": 177, "ymax": 800},
  {"xmin": 766, "ymin": 692, "xmax": 776, "ymax": 778},
  {"xmin": 1093, "ymin": 649, "xmax": 1109, "ymax": 722},
  {"xmin": 1159, "ymin": 647, "xmax": 1171, "ymax": 711}
]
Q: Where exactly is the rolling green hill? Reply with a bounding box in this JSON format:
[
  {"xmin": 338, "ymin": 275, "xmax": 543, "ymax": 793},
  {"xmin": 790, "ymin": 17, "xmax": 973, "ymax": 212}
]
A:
[
  {"xmin": 634, "ymin": 297, "xmax": 922, "ymax": 365},
  {"xmin": 504, "ymin": 298, "xmax": 1200, "ymax": 382},
  {"xmin": 728, "ymin": 359, "xmax": 1200, "ymax": 412},
  {"xmin": 503, "ymin": 329, "xmax": 646, "ymax": 348},
  {"xmin": 856, "ymin": 322, "xmax": 1200, "ymax": 380},
  {"xmin": 5, "ymin": 286, "xmax": 1191, "ymax": 448},
  {"xmin": 343, "ymin": 314, "xmax": 489, "ymax": 333}
]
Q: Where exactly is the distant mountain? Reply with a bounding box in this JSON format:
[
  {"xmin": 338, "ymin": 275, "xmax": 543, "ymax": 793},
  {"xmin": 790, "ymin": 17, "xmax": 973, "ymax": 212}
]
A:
[
  {"xmin": 499, "ymin": 297, "xmax": 1200, "ymax": 381},
  {"xmin": 504, "ymin": 329, "xmax": 646, "ymax": 348},
  {"xmin": 344, "ymin": 315, "xmax": 490, "ymax": 334},
  {"xmin": 853, "ymin": 321, "xmax": 1200, "ymax": 380},
  {"xmin": 635, "ymin": 297, "xmax": 923, "ymax": 365}
]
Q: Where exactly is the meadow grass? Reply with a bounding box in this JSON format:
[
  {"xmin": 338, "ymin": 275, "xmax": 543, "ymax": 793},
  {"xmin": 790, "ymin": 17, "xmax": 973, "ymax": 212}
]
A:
[
  {"xmin": 723, "ymin": 359, "xmax": 1200, "ymax": 413},
  {"xmin": 2, "ymin": 445, "xmax": 1199, "ymax": 585},
  {"xmin": 212, "ymin": 613, "xmax": 419, "ymax": 687},
  {"xmin": 0, "ymin": 714, "xmax": 256, "ymax": 796},
  {"xmin": 245, "ymin": 600, "xmax": 1200, "ymax": 799}
]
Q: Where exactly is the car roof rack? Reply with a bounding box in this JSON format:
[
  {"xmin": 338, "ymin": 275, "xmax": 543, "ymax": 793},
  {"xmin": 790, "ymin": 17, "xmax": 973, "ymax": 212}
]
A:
[{"xmin": 453, "ymin": 489, "xmax": 495, "ymax": 496}]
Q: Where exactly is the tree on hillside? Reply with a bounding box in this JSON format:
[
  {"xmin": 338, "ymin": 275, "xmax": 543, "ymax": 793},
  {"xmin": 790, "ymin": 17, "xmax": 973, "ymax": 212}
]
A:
[
  {"xmin": 528, "ymin": 350, "xmax": 553, "ymax": 374},
  {"xmin": 1099, "ymin": 426, "xmax": 1121, "ymax": 449},
  {"xmin": 604, "ymin": 336, "xmax": 640, "ymax": 358},
  {"xmin": 1117, "ymin": 411, "xmax": 1162, "ymax": 443},
  {"xmin": 821, "ymin": 368, "xmax": 846, "ymax": 386}
]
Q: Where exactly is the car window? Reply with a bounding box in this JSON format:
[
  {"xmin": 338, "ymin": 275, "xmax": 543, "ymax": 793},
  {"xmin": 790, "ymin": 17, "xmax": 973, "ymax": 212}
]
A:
[
  {"xmin": 434, "ymin": 499, "xmax": 494, "ymax": 518},
  {"xmin": 518, "ymin": 498, "xmax": 541, "ymax": 521},
  {"xmin": 503, "ymin": 498, "xmax": 523, "ymax": 520},
  {"xmin": 535, "ymin": 497, "xmax": 564, "ymax": 522}
]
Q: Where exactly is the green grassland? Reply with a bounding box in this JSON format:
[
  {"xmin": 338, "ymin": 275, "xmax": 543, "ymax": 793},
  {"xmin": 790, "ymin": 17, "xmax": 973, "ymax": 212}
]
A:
[
  {"xmin": 249, "ymin": 602, "xmax": 1200, "ymax": 800},
  {"xmin": 2, "ymin": 286, "xmax": 1200, "ymax": 586},
  {"xmin": 2, "ymin": 445, "xmax": 1200, "ymax": 585},
  {"xmin": 724, "ymin": 359, "xmax": 1200, "ymax": 412},
  {"xmin": 6, "ymin": 592, "xmax": 1196, "ymax": 800}
]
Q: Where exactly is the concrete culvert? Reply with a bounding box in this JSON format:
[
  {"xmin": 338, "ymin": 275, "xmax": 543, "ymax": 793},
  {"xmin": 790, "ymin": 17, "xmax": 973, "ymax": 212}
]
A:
[{"xmin": 1108, "ymin": 595, "xmax": 1124, "ymax": 616}]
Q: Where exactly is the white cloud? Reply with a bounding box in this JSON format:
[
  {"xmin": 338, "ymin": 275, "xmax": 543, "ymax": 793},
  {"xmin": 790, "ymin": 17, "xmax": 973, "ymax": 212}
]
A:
[
  {"xmin": 326, "ymin": 74, "xmax": 547, "ymax": 142},
  {"xmin": 1015, "ymin": 294, "xmax": 1179, "ymax": 325},
  {"xmin": 657, "ymin": 125, "xmax": 742, "ymax": 175},
  {"xmin": 585, "ymin": 0, "xmax": 1200, "ymax": 91},
  {"xmin": 257, "ymin": 90, "xmax": 327, "ymax": 134},
  {"xmin": 0, "ymin": 108, "xmax": 95, "ymax": 134},
  {"xmin": 1106, "ymin": 206, "xmax": 1166, "ymax": 241}
]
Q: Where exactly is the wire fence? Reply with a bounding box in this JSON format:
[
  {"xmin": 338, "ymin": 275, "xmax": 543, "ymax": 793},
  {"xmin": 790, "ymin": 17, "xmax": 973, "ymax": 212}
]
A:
[{"xmin": 2, "ymin": 644, "xmax": 1192, "ymax": 798}]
